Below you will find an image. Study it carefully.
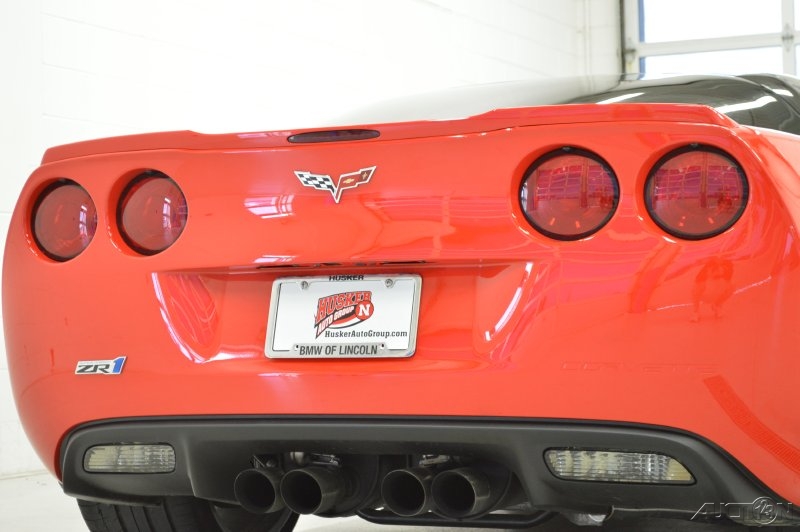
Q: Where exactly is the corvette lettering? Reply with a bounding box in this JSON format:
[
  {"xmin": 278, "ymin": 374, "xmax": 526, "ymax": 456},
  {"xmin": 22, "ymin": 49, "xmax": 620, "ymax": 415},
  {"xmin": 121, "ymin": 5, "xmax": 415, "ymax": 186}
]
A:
[
  {"xmin": 295, "ymin": 166, "xmax": 376, "ymax": 203},
  {"xmin": 315, "ymin": 291, "xmax": 374, "ymax": 337}
]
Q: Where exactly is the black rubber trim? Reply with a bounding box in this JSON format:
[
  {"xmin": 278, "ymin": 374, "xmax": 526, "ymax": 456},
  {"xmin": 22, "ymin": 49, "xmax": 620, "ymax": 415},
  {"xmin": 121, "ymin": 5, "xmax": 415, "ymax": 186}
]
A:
[{"xmin": 60, "ymin": 416, "xmax": 788, "ymax": 519}]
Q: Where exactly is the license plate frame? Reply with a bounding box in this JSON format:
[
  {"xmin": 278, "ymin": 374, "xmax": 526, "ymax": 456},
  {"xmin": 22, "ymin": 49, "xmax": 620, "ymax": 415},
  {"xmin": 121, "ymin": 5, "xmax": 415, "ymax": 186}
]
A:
[{"xmin": 266, "ymin": 274, "xmax": 421, "ymax": 359}]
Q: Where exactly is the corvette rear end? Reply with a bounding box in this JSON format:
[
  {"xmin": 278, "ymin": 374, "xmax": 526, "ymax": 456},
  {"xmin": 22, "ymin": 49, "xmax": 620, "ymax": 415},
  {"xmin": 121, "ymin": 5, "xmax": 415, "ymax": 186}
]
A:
[{"xmin": 7, "ymin": 77, "xmax": 800, "ymax": 530}]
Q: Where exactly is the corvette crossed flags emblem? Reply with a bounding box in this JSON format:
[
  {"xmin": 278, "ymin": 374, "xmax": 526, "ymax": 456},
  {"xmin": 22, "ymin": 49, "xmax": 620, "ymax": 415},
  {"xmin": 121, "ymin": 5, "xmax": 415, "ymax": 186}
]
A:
[{"xmin": 294, "ymin": 166, "xmax": 376, "ymax": 203}]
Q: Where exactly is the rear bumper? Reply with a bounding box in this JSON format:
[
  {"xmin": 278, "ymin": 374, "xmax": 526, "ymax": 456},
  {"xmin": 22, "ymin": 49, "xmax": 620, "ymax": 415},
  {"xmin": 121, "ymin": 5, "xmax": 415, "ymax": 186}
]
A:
[{"xmin": 60, "ymin": 416, "xmax": 797, "ymax": 526}]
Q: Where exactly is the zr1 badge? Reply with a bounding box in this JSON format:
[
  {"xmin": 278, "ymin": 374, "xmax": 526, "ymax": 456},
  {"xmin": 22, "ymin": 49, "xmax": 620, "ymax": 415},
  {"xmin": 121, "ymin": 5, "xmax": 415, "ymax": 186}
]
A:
[{"xmin": 75, "ymin": 356, "xmax": 126, "ymax": 375}]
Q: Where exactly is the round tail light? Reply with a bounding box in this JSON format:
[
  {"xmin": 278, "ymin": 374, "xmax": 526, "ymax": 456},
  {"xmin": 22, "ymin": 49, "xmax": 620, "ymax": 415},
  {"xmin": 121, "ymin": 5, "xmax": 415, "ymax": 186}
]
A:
[
  {"xmin": 520, "ymin": 148, "xmax": 619, "ymax": 240},
  {"xmin": 118, "ymin": 172, "xmax": 188, "ymax": 255},
  {"xmin": 645, "ymin": 147, "xmax": 748, "ymax": 240},
  {"xmin": 32, "ymin": 180, "xmax": 97, "ymax": 261}
]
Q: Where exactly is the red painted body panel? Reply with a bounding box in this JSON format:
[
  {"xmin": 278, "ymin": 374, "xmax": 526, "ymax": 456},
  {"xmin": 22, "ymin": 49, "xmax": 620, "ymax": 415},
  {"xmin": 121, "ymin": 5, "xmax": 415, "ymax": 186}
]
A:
[{"xmin": 6, "ymin": 104, "xmax": 800, "ymax": 505}]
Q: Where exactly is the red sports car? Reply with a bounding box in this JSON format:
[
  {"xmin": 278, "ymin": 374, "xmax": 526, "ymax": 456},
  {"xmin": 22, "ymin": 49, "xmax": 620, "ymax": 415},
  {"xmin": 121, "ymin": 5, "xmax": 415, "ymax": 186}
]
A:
[{"xmin": 6, "ymin": 74, "xmax": 800, "ymax": 531}]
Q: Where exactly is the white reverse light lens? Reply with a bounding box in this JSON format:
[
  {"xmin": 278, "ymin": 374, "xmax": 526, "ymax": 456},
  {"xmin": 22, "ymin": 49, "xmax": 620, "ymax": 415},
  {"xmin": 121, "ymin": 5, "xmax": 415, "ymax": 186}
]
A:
[
  {"xmin": 545, "ymin": 449, "xmax": 693, "ymax": 484},
  {"xmin": 84, "ymin": 444, "xmax": 176, "ymax": 473}
]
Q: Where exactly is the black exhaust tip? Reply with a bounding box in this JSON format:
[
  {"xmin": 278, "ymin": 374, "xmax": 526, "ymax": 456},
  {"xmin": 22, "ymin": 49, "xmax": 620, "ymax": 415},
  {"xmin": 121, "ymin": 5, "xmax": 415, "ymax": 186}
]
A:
[
  {"xmin": 431, "ymin": 467, "xmax": 493, "ymax": 519},
  {"xmin": 280, "ymin": 467, "xmax": 346, "ymax": 515},
  {"xmin": 381, "ymin": 467, "xmax": 434, "ymax": 517},
  {"xmin": 233, "ymin": 468, "xmax": 285, "ymax": 514}
]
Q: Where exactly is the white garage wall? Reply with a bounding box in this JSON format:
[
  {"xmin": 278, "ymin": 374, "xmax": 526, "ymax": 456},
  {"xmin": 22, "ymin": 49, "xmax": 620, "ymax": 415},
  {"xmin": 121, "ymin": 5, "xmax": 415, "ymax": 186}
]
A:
[{"xmin": 0, "ymin": 0, "xmax": 619, "ymax": 477}]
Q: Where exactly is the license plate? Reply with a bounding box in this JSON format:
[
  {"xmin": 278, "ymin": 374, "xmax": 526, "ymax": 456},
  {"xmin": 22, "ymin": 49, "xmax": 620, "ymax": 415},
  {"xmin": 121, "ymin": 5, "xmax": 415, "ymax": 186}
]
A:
[{"xmin": 266, "ymin": 274, "xmax": 421, "ymax": 358}]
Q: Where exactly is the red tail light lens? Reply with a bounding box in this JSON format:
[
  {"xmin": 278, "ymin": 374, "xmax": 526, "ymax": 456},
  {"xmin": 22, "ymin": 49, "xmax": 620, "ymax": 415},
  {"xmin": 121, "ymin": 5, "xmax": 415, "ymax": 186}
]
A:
[
  {"xmin": 645, "ymin": 147, "xmax": 748, "ymax": 240},
  {"xmin": 118, "ymin": 173, "xmax": 188, "ymax": 255},
  {"xmin": 32, "ymin": 181, "xmax": 97, "ymax": 261},
  {"xmin": 520, "ymin": 149, "xmax": 619, "ymax": 240}
]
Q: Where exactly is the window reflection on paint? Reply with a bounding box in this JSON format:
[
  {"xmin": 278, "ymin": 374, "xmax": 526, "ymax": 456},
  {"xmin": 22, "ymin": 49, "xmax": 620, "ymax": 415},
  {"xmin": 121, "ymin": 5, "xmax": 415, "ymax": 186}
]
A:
[{"xmin": 245, "ymin": 195, "xmax": 294, "ymax": 219}]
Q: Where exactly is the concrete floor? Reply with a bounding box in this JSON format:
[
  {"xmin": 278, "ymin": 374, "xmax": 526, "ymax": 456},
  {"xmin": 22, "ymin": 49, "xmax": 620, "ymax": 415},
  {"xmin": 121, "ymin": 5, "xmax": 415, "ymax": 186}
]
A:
[{"xmin": 0, "ymin": 471, "xmax": 742, "ymax": 531}]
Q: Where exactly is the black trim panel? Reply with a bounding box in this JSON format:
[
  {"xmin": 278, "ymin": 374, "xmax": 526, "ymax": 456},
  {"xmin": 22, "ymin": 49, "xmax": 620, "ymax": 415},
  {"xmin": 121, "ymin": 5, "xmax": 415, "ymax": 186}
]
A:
[{"xmin": 60, "ymin": 416, "xmax": 787, "ymax": 520}]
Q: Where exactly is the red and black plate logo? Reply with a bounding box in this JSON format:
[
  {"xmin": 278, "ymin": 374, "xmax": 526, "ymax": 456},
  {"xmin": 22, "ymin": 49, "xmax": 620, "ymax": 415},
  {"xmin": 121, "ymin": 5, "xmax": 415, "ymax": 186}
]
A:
[{"xmin": 315, "ymin": 291, "xmax": 374, "ymax": 337}]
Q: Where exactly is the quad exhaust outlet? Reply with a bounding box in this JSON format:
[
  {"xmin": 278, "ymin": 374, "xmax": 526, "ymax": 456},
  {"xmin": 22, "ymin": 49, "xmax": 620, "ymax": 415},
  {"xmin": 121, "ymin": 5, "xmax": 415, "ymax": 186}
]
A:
[{"xmin": 234, "ymin": 458, "xmax": 525, "ymax": 522}]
